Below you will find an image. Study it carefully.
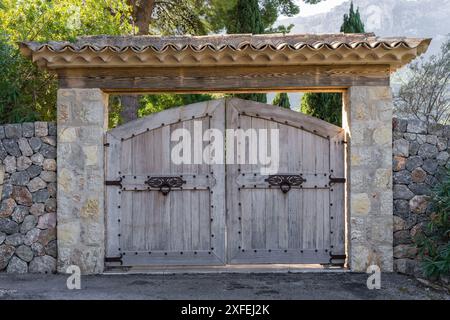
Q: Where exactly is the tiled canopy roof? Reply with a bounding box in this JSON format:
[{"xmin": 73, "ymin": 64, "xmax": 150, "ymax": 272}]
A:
[{"xmin": 20, "ymin": 33, "xmax": 431, "ymax": 71}]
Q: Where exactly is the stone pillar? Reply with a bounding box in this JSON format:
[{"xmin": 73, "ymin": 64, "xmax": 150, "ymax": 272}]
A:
[
  {"xmin": 56, "ymin": 89, "xmax": 108, "ymax": 274},
  {"xmin": 343, "ymin": 86, "xmax": 394, "ymax": 272}
]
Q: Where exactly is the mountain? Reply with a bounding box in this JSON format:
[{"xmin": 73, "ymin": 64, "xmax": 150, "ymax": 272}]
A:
[
  {"xmin": 272, "ymin": 0, "xmax": 450, "ymax": 108},
  {"xmin": 279, "ymin": 0, "xmax": 450, "ymax": 57}
]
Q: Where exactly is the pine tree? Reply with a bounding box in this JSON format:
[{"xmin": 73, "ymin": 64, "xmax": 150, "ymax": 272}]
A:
[
  {"xmin": 273, "ymin": 93, "xmax": 291, "ymax": 109},
  {"xmin": 231, "ymin": 0, "xmax": 267, "ymax": 103},
  {"xmin": 300, "ymin": 1, "xmax": 365, "ymax": 126}
]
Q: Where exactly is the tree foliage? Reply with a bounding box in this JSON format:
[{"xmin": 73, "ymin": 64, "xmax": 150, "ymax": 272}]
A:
[
  {"xmin": 273, "ymin": 93, "xmax": 291, "ymax": 109},
  {"xmin": 300, "ymin": 1, "xmax": 365, "ymax": 126},
  {"xmin": 300, "ymin": 93, "xmax": 342, "ymax": 125},
  {"xmin": 0, "ymin": 0, "xmax": 133, "ymax": 123},
  {"xmin": 0, "ymin": 0, "xmax": 324, "ymax": 123},
  {"xmin": 415, "ymin": 169, "xmax": 450, "ymax": 279},
  {"xmin": 230, "ymin": 0, "xmax": 266, "ymax": 103},
  {"xmin": 340, "ymin": 1, "xmax": 365, "ymax": 33},
  {"xmin": 208, "ymin": 0, "xmax": 322, "ymax": 35},
  {"xmin": 394, "ymin": 37, "xmax": 450, "ymax": 124}
]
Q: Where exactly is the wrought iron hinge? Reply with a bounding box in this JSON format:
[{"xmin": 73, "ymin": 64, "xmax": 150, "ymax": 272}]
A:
[
  {"xmin": 329, "ymin": 175, "xmax": 346, "ymax": 186},
  {"xmin": 105, "ymin": 256, "xmax": 123, "ymax": 265},
  {"xmin": 329, "ymin": 253, "xmax": 346, "ymax": 266},
  {"xmin": 105, "ymin": 178, "xmax": 122, "ymax": 188},
  {"xmin": 265, "ymin": 175, "xmax": 306, "ymax": 193}
]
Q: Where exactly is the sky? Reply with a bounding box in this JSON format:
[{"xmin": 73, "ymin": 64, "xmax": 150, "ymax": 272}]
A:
[
  {"xmin": 290, "ymin": 0, "xmax": 419, "ymax": 17},
  {"xmin": 295, "ymin": 0, "xmax": 347, "ymax": 17}
]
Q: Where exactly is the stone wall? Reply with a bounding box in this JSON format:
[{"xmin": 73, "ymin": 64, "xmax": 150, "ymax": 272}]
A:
[
  {"xmin": 0, "ymin": 122, "xmax": 57, "ymax": 273},
  {"xmin": 392, "ymin": 118, "xmax": 450, "ymax": 276}
]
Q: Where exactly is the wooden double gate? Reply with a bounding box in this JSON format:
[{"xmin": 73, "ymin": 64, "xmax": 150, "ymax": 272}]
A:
[{"xmin": 105, "ymin": 98, "xmax": 346, "ymax": 267}]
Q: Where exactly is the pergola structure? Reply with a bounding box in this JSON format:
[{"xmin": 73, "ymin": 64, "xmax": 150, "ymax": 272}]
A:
[{"xmin": 20, "ymin": 33, "xmax": 431, "ymax": 274}]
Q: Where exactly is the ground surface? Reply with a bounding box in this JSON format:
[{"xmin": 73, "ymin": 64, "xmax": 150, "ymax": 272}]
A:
[{"xmin": 0, "ymin": 272, "xmax": 449, "ymax": 300}]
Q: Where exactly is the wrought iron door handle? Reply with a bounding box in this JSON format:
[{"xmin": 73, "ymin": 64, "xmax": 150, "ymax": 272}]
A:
[
  {"xmin": 145, "ymin": 176, "xmax": 186, "ymax": 195},
  {"xmin": 265, "ymin": 175, "xmax": 306, "ymax": 193}
]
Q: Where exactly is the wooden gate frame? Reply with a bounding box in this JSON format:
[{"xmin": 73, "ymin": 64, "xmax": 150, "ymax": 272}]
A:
[{"xmin": 20, "ymin": 33, "xmax": 431, "ymax": 274}]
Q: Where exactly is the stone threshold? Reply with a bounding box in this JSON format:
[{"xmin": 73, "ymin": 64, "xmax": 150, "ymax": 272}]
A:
[{"xmin": 104, "ymin": 264, "xmax": 348, "ymax": 275}]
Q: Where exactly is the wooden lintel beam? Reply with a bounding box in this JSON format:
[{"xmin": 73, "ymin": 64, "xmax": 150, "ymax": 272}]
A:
[{"xmin": 57, "ymin": 64, "xmax": 390, "ymax": 93}]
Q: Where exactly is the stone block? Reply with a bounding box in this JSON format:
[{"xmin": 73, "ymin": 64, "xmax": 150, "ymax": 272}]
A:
[
  {"xmin": 351, "ymin": 193, "xmax": 371, "ymax": 215},
  {"xmin": 34, "ymin": 122, "xmax": 48, "ymax": 137},
  {"xmin": 4, "ymin": 124, "xmax": 22, "ymax": 139},
  {"xmin": 393, "ymin": 244, "xmax": 418, "ymax": 259},
  {"xmin": 407, "ymin": 119, "xmax": 427, "ymax": 134},
  {"xmin": 393, "ymin": 156, "xmax": 406, "ymax": 171},
  {"xmin": 6, "ymin": 256, "xmax": 28, "ymax": 274},
  {"xmin": 409, "ymin": 195, "xmax": 430, "ymax": 214},
  {"xmin": 22, "ymin": 123, "xmax": 35, "ymax": 138},
  {"xmin": 393, "ymin": 139, "xmax": 409, "ymax": 157},
  {"xmin": 393, "ymin": 185, "xmax": 414, "ymax": 200}
]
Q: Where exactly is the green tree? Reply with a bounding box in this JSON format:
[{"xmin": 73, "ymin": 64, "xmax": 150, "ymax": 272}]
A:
[
  {"xmin": 300, "ymin": 93, "xmax": 342, "ymax": 125},
  {"xmin": 300, "ymin": 1, "xmax": 365, "ymax": 126},
  {"xmin": 208, "ymin": 0, "xmax": 322, "ymax": 33},
  {"xmin": 273, "ymin": 93, "xmax": 291, "ymax": 109},
  {"xmin": 340, "ymin": 1, "xmax": 365, "ymax": 33},
  {"xmin": 0, "ymin": 0, "xmax": 132, "ymax": 123},
  {"xmin": 230, "ymin": 0, "xmax": 266, "ymax": 103}
]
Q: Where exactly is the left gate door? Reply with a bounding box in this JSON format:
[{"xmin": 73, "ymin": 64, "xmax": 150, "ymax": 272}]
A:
[{"xmin": 105, "ymin": 100, "xmax": 226, "ymax": 266}]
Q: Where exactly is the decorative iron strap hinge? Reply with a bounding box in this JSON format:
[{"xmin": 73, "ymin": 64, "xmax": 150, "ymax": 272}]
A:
[
  {"xmin": 329, "ymin": 174, "xmax": 346, "ymax": 186},
  {"xmin": 105, "ymin": 256, "xmax": 123, "ymax": 265},
  {"xmin": 105, "ymin": 178, "xmax": 122, "ymax": 188},
  {"xmin": 265, "ymin": 174, "xmax": 306, "ymax": 193}
]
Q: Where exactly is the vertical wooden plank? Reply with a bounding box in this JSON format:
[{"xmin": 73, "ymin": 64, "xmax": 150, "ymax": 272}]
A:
[
  {"xmin": 160, "ymin": 125, "xmax": 171, "ymax": 251},
  {"xmin": 265, "ymin": 121, "xmax": 279, "ymax": 250},
  {"xmin": 286, "ymin": 125, "xmax": 300, "ymax": 250},
  {"xmin": 198, "ymin": 117, "xmax": 211, "ymax": 251},
  {"xmin": 226, "ymin": 102, "xmax": 241, "ymax": 260},
  {"xmin": 150, "ymin": 127, "xmax": 163, "ymax": 250},
  {"xmin": 302, "ymin": 130, "xmax": 316, "ymax": 250},
  {"xmin": 105, "ymin": 134, "xmax": 122, "ymax": 257},
  {"xmin": 132, "ymin": 132, "xmax": 152, "ymax": 251},
  {"xmin": 209, "ymin": 100, "xmax": 226, "ymax": 262},
  {"xmin": 314, "ymin": 137, "xmax": 326, "ymax": 250},
  {"xmin": 182, "ymin": 119, "xmax": 193, "ymax": 250},
  {"xmin": 250, "ymin": 117, "xmax": 265, "ymax": 249},
  {"xmin": 120, "ymin": 139, "xmax": 133, "ymax": 251},
  {"xmin": 330, "ymin": 131, "xmax": 346, "ymax": 255},
  {"xmin": 277, "ymin": 123, "xmax": 290, "ymax": 249},
  {"xmin": 170, "ymin": 121, "xmax": 184, "ymax": 251}
]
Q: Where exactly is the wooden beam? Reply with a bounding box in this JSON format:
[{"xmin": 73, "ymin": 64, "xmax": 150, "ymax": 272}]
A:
[{"xmin": 58, "ymin": 64, "xmax": 390, "ymax": 93}]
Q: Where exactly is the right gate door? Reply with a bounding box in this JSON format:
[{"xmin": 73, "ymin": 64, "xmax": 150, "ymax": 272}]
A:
[{"xmin": 226, "ymin": 98, "xmax": 346, "ymax": 265}]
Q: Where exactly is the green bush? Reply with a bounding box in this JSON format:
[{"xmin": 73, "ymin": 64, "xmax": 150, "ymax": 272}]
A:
[{"xmin": 415, "ymin": 169, "xmax": 450, "ymax": 279}]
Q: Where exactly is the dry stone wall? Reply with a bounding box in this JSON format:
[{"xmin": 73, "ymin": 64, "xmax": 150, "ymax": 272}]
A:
[
  {"xmin": 0, "ymin": 122, "xmax": 57, "ymax": 273},
  {"xmin": 1, "ymin": 116, "xmax": 447, "ymax": 275},
  {"xmin": 392, "ymin": 118, "xmax": 450, "ymax": 276}
]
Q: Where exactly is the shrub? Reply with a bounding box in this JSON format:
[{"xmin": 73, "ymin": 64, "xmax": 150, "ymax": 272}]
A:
[{"xmin": 415, "ymin": 168, "xmax": 450, "ymax": 279}]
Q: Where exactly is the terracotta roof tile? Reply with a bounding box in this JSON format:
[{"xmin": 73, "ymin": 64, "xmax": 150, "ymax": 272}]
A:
[{"xmin": 21, "ymin": 33, "xmax": 429, "ymax": 53}]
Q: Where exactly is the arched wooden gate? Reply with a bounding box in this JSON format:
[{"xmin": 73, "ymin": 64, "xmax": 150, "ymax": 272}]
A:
[{"xmin": 105, "ymin": 98, "xmax": 345, "ymax": 267}]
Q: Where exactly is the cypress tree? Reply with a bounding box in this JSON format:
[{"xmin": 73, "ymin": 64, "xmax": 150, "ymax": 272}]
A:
[
  {"xmin": 273, "ymin": 93, "xmax": 291, "ymax": 109},
  {"xmin": 340, "ymin": 1, "xmax": 365, "ymax": 33},
  {"xmin": 300, "ymin": 1, "xmax": 365, "ymax": 126},
  {"xmin": 231, "ymin": 0, "xmax": 267, "ymax": 103}
]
